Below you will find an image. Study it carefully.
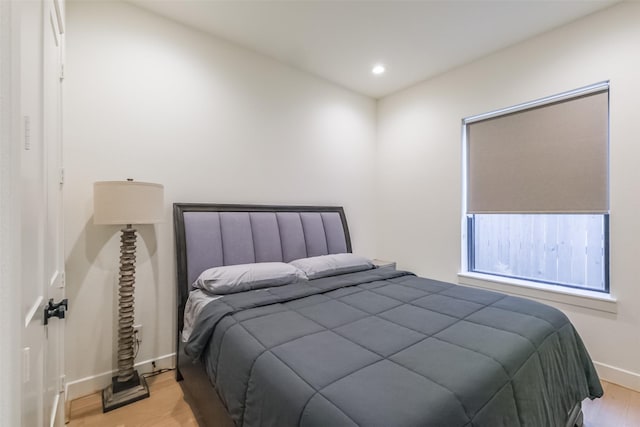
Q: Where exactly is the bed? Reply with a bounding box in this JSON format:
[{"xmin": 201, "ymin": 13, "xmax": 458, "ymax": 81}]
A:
[{"xmin": 173, "ymin": 203, "xmax": 602, "ymax": 427}]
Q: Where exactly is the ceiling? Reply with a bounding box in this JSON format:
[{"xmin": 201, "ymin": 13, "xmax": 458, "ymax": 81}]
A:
[{"xmin": 130, "ymin": 0, "xmax": 618, "ymax": 99}]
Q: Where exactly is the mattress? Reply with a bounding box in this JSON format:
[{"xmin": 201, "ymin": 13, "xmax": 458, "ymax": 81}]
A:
[{"xmin": 185, "ymin": 268, "xmax": 602, "ymax": 427}]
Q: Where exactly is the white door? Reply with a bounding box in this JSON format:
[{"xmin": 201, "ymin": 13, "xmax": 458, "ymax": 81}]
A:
[{"xmin": 20, "ymin": 0, "xmax": 66, "ymax": 425}]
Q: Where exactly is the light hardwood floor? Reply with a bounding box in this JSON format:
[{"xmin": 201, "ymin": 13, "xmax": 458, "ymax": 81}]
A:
[
  {"xmin": 67, "ymin": 371, "xmax": 202, "ymax": 427},
  {"xmin": 68, "ymin": 371, "xmax": 639, "ymax": 426},
  {"xmin": 582, "ymin": 379, "xmax": 640, "ymax": 427}
]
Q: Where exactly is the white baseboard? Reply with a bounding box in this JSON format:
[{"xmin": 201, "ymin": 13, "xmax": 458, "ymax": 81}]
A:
[
  {"xmin": 65, "ymin": 352, "xmax": 176, "ymax": 401},
  {"xmin": 64, "ymin": 353, "xmax": 638, "ymax": 401},
  {"xmin": 594, "ymin": 361, "xmax": 640, "ymax": 392}
]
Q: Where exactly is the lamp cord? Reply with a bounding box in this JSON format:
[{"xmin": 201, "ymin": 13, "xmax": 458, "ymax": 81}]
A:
[
  {"xmin": 133, "ymin": 333, "xmax": 140, "ymax": 360},
  {"xmin": 131, "ymin": 334, "xmax": 172, "ymax": 379},
  {"xmin": 141, "ymin": 368, "xmax": 173, "ymax": 380}
]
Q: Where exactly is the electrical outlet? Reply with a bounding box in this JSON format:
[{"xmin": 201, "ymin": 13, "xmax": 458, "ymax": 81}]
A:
[{"xmin": 133, "ymin": 324, "xmax": 142, "ymax": 342}]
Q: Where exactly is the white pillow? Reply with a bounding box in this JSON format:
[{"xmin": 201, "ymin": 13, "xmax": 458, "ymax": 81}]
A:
[
  {"xmin": 193, "ymin": 262, "xmax": 307, "ymax": 295},
  {"xmin": 289, "ymin": 253, "xmax": 373, "ymax": 280}
]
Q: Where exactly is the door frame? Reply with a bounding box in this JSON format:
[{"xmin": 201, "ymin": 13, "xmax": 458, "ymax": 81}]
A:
[
  {"xmin": 0, "ymin": 0, "xmax": 23, "ymax": 426},
  {"xmin": 43, "ymin": 0, "xmax": 66, "ymax": 424}
]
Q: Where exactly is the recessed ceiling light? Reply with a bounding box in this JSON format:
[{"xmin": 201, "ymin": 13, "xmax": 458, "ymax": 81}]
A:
[{"xmin": 372, "ymin": 64, "xmax": 385, "ymax": 75}]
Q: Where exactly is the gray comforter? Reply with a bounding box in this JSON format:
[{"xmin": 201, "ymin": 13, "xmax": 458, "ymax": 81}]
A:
[{"xmin": 186, "ymin": 268, "xmax": 602, "ymax": 427}]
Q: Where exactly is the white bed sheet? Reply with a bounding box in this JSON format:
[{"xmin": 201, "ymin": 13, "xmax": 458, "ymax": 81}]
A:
[{"xmin": 182, "ymin": 289, "xmax": 222, "ymax": 342}]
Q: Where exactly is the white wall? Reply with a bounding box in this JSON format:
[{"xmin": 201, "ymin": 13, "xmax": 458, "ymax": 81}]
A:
[
  {"xmin": 64, "ymin": 1, "xmax": 377, "ymax": 397},
  {"xmin": 377, "ymin": 2, "xmax": 640, "ymax": 390}
]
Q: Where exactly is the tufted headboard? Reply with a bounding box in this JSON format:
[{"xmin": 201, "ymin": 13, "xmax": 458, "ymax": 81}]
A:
[{"xmin": 173, "ymin": 203, "xmax": 352, "ymax": 333}]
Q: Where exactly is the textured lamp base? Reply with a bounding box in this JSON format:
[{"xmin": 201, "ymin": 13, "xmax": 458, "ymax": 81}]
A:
[{"xmin": 102, "ymin": 370, "xmax": 149, "ymax": 413}]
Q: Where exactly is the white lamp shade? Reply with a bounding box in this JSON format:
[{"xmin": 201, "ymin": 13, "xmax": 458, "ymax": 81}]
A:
[{"xmin": 94, "ymin": 181, "xmax": 164, "ymax": 225}]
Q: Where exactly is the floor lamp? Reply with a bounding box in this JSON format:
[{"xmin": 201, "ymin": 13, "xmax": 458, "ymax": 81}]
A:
[{"xmin": 93, "ymin": 179, "xmax": 164, "ymax": 412}]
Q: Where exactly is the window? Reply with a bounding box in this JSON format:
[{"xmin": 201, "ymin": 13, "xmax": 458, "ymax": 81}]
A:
[
  {"xmin": 468, "ymin": 214, "xmax": 608, "ymax": 292},
  {"xmin": 463, "ymin": 83, "xmax": 609, "ymax": 293}
]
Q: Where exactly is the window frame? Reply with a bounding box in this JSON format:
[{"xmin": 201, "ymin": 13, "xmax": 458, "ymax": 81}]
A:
[{"xmin": 461, "ymin": 82, "xmax": 611, "ymax": 297}]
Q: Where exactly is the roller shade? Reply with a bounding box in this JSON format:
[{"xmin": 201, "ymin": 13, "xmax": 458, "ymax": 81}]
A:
[{"xmin": 466, "ymin": 89, "xmax": 608, "ymax": 214}]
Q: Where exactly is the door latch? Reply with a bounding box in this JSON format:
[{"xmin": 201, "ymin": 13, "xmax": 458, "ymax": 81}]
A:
[{"xmin": 44, "ymin": 298, "xmax": 68, "ymax": 325}]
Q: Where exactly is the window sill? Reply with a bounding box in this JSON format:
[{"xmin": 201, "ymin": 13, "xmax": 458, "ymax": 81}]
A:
[{"xmin": 457, "ymin": 272, "xmax": 617, "ymax": 314}]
